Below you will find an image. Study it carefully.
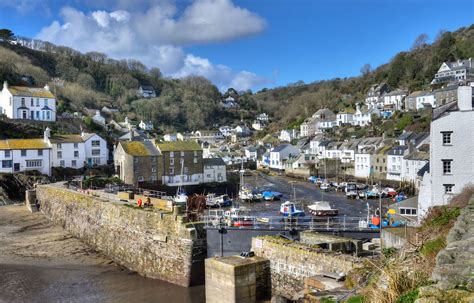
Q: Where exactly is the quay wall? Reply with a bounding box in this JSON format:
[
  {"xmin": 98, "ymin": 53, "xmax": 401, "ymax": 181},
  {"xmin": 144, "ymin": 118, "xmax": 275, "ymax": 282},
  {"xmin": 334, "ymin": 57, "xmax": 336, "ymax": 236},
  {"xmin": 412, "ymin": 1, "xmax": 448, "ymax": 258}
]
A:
[
  {"xmin": 36, "ymin": 184, "xmax": 206, "ymax": 287},
  {"xmin": 251, "ymin": 236, "xmax": 362, "ymax": 300}
]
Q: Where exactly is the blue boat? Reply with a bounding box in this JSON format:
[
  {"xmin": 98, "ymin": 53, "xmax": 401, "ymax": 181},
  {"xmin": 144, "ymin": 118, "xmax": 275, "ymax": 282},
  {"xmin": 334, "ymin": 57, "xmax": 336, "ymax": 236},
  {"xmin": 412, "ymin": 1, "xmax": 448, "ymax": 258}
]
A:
[
  {"xmin": 262, "ymin": 191, "xmax": 283, "ymax": 201},
  {"xmin": 280, "ymin": 201, "xmax": 305, "ymax": 217}
]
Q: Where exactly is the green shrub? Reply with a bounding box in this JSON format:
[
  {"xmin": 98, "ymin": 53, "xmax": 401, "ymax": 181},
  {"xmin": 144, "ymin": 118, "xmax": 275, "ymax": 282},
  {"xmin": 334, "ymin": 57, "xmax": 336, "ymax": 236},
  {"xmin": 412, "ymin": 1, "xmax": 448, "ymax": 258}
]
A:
[
  {"xmin": 420, "ymin": 237, "xmax": 446, "ymax": 257},
  {"xmin": 395, "ymin": 289, "xmax": 419, "ymax": 303},
  {"xmin": 346, "ymin": 295, "xmax": 365, "ymax": 303}
]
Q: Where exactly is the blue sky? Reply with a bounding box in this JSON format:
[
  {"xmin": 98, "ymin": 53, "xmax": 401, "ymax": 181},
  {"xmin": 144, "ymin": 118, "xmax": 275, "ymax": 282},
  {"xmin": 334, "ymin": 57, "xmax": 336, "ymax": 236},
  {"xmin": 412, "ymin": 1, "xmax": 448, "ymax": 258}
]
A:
[{"xmin": 1, "ymin": 0, "xmax": 473, "ymax": 91}]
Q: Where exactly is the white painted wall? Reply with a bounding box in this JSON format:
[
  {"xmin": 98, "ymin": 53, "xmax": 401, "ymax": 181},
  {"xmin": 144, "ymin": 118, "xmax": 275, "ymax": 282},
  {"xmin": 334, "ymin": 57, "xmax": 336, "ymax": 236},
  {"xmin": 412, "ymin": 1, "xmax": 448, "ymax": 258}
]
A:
[
  {"xmin": 0, "ymin": 148, "xmax": 51, "ymax": 175},
  {"xmin": 84, "ymin": 134, "xmax": 109, "ymax": 166},
  {"xmin": 355, "ymin": 153, "xmax": 372, "ymax": 178},
  {"xmin": 51, "ymin": 142, "xmax": 86, "ymax": 168}
]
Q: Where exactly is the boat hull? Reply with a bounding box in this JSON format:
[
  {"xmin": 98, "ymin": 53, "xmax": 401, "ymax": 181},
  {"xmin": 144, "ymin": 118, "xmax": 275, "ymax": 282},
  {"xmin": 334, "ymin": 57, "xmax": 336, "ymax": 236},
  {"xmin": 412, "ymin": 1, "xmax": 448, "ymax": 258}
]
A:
[{"xmin": 308, "ymin": 209, "xmax": 339, "ymax": 217}]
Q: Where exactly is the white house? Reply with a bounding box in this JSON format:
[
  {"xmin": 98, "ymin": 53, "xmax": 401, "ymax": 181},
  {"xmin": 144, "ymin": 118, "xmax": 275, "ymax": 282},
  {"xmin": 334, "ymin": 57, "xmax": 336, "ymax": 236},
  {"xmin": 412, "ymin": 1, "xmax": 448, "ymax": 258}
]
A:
[
  {"xmin": 139, "ymin": 120, "xmax": 153, "ymax": 131},
  {"xmin": 419, "ymin": 85, "xmax": 474, "ymax": 217},
  {"xmin": 82, "ymin": 133, "xmax": 109, "ymax": 166},
  {"xmin": 365, "ymin": 83, "xmax": 389, "ymax": 109},
  {"xmin": 256, "ymin": 113, "xmax": 269, "ymax": 123},
  {"xmin": 352, "ymin": 103, "xmax": 379, "ymax": 126},
  {"xmin": 336, "ymin": 111, "xmax": 354, "ymax": 126},
  {"xmin": 279, "ymin": 129, "xmax": 298, "ymax": 142},
  {"xmin": 415, "ymin": 92, "xmax": 436, "ymax": 110},
  {"xmin": 269, "ymin": 144, "xmax": 300, "ymax": 170},
  {"xmin": 354, "ymin": 148, "xmax": 374, "ymax": 178},
  {"xmin": 234, "ymin": 124, "xmax": 251, "ymax": 137},
  {"xmin": 401, "ymin": 151, "xmax": 429, "ymax": 188},
  {"xmin": 431, "ymin": 58, "xmax": 474, "ymax": 85},
  {"xmin": 244, "ymin": 146, "xmax": 258, "ymax": 160},
  {"xmin": 203, "ymin": 158, "xmax": 227, "ymax": 183},
  {"xmin": 0, "ymin": 81, "xmax": 56, "ymax": 121},
  {"xmin": 92, "ymin": 110, "xmax": 106, "ymax": 126},
  {"xmin": 383, "ymin": 90, "xmax": 407, "ymax": 111},
  {"xmin": 219, "ymin": 126, "xmax": 233, "ymax": 137},
  {"xmin": 137, "ymin": 85, "xmax": 156, "ymax": 98},
  {"xmin": 0, "ymin": 138, "xmax": 52, "ymax": 175},
  {"xmin": 300, "ymin": 117, "xmax": 318, "ymax": 137},
  {"xmin": 386, "ymin": 146, "xmax": 410, "ymax": 181},
  {"xmin": 163, "ymin": 133, "xmax": 178, "ymax": 142}
]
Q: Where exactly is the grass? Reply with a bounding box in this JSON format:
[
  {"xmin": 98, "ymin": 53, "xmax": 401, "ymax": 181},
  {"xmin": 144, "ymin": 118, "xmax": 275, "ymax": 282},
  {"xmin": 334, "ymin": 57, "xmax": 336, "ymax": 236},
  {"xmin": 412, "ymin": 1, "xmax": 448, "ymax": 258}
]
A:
[
  {"xmin": 420, "ymin": 237, "xmax": 446, "ymax": 257},
  {"xmin": 395, "ymin": 289, "xmax": 419, "ymax": 303},
  {"xmin": 346, "ymin": 295, "xmax": 365, "ymax": 303}
]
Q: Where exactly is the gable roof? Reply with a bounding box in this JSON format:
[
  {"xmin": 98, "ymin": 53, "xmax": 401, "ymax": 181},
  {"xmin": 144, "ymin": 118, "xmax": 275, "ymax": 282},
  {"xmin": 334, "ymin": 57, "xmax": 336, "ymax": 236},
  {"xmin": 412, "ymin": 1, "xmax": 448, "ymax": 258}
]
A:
[
  {"xmin": 49, "ymin": 134, "xmax": 84, "ymax": 144},
  {"xmin": 156, "ymin": 141, "xmax": 201, "ymax": 152},
  {"xmin": 8, "ymin": 86, "xmax": 55, "ymax": 98},
  {"xmin": 272, "ymin": 144, "xmax": 297, "ymax": 153},
  {"xmin": 203, "ymin": 158, "xmax": 226, "ymax": 166},
  {"xmin": 0, "ymin": 139, "xmax": 50, "ymax": 150}
]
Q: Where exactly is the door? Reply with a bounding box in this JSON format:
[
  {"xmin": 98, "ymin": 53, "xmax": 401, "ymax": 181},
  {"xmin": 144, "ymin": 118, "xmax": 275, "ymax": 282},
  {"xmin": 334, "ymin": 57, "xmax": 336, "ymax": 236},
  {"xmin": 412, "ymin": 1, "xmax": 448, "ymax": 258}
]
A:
[
  {"xmin": 13, "ymin": 163, "xmax": 20, "ymax": 172},
  {"xmin": 87, "ymin": 158, "xmax": 92, "ymax": 167},
  {"xmin": 22, "ymin": 111, "xmax": 27, "ymax": 119}
]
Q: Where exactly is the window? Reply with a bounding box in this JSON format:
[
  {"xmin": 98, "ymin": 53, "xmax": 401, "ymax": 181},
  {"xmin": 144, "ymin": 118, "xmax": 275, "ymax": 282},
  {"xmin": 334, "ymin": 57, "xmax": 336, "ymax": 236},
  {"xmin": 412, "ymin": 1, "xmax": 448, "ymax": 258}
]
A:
[
  {"xmin": 26, "ymin": 160, "xmax": 42, "ymax": 168},
  {"xmin": 60, "ymin": 160, "xmax": 65, "ymax": 167},
  {"xmin": 37, "ymin": 149, "xmax": 43, "ymax": 156},
  {"xmin": 207, "ymin": 174, "xmax": 211, "ymax": 178},
  {"xmin": 36, "ymin": 111, "xmax": 39, "ymax": 119},
  {"xmin": 169, "ymin": 167, "xmax": 174, "ymax": 175},
  {"xmin": 181, "ymin": 151, "xmax": 185, "ymax": 157},
  {"xmin": 57, "ymin": 143, "xmax": 62, "ymax": 149},
  {"xmin": 442, "ymin": 132, "xmax": 452, "ymax": 145},
  {"xmin": 74, "ymin": 143, "xmax": 78, "ymax": 148},
  {"xmin": 170, "ymin": 151, "xmax": 174, "ymax": 158},
  {"xmin": 170, "ymin": 158, "xmax": 174, "ymax": 165},
  {"xmin": 57, "ymin": 151, "xmax": 62, "ymax": 158},
  {"xmin": 194, "ymin": 151, "xmax": 198, "ymax": 157},
  {"xmin": 21, "ymin": 98, "xmax": 25, "ymax": 106},
  {"xmin": 138, "ymin": 176, "xmax": 144, "ymax": 182},
  {"xmin": 444, "ymin": 184, "xmax": 454, "ymax": 193},
  {"xmin": 400, "ymin": 208, "xmax": 417, "ymax": 216},
  {"xmin": 21, "ymin": 150, "xmax": 26, "ymax": 157},
  {"xmin": 74, "ymin": 151, "xmax": 79, "ymax": 158},
  {"xmin": 72, "ymin": 160, "xmax": 77, "ymax": 167},
  {"xmin": 91, "ymin": 140, "xmax": 100, "ymax": 147},
  {"xmin": 194, "ymin": 157, "xmax": 198, "ymax": 164},
  {"xmin": 92, "ymin": 158, "xmax": 101, "ymax": 165},
  {"xmin": 4, "ymin": 150, "xmax": 10, "ymax": 157},
  {"xmin": 91, "ymin": 149, "xmax": 100, "ymax": 156},
  {"xmin": 31, "ymin": 99, "xmax": 34, "ymax": 106},
  {"xmin": 442, "ymin": 160, "xmax": 452, "ymax": 174},
  {"xmin": 2, "ymin": 160, "xmax": 12, "ymax": 168}
]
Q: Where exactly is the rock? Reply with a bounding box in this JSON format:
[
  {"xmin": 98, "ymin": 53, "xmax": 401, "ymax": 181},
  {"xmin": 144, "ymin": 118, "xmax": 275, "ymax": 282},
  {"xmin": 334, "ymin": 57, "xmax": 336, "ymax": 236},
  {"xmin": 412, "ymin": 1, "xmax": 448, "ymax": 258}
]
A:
[
  {"xmin": 444, "ymin": 289, "xmax": 473, "ymax": 303},
  {"xmin": 418, "ymin": 286, "xmax": 443, "ymax": 300},
  {"xmin": 414, "ymin": 298, "xmax": 440, "ymax": 303}
]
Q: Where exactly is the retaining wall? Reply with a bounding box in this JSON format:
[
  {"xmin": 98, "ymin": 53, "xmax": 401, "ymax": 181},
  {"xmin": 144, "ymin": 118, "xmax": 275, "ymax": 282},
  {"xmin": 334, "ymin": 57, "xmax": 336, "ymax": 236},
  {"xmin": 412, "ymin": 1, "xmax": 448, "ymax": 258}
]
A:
[{"xmin": 36, "ymin": 184, "xmax": 206, "ymax": 287}]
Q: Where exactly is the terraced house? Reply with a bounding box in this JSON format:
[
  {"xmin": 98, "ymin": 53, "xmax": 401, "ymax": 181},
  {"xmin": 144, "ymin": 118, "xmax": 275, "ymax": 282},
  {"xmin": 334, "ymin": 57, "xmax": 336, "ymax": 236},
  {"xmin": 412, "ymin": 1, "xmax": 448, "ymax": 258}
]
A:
[
  {"xmin": 0, "ymin": 138, "xmax": 52, "ymax": 175},
  {"xmin": 114, "ymin": 141, "xmax": 161, "ymax": 185},
  {"xmin": 155, "ymin": 141, "xmax": 203, "ymax": 186},
  {"xmin": 0, "ymin": 81, "xmax": 56, "ymax": 121}
]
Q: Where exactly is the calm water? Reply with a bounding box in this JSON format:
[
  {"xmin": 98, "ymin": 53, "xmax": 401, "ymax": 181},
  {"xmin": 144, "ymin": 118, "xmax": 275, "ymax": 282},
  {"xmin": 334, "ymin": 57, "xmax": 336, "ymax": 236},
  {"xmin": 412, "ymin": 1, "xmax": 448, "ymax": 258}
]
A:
[{"xmin": 0, "ymin": 264, "xmax": 205, "ymax": 303}]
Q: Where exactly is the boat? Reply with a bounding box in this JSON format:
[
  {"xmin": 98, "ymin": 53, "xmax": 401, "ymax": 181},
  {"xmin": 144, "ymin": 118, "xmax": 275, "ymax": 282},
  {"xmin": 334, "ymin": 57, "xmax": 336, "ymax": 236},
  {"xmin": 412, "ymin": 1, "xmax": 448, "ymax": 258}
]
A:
[
  {"xmin": 345, "ymin": 182, "xmax": 358, "ymax": 199},
  {"xmin": 383, "ymin": 187, "xmax": 397, "ymax": 197},
  {"xmin": 206, "ymin": 193, "xmax": 233, "ymax": 207},
  {"xmin": 320, "ymin": 183, "xmax": 330, "ymax": 191},
  {"xmin": 256, "ymin": 217, "xmax": 270, "ymax": 223},
  {"xmin": 223, "ymin": 207, "xmax": 255, "ymax": 227},
  {"xmin": 239, "ymin": 187, "xmax": 254, "ymax": 201},
  {"xmin": 173, "ymin": 159, "xmax": 188, "ymax": 206},
  {"xmin": 280, "ymin": 201, "xmax": 305, "ymax": 217},
  {"xmin": 308, "ymin": 201, "xmax": 339, "ymax": 217},
  {"xmin": 262, "ymin": 191, "xmax": 283, "ymax": 201}
]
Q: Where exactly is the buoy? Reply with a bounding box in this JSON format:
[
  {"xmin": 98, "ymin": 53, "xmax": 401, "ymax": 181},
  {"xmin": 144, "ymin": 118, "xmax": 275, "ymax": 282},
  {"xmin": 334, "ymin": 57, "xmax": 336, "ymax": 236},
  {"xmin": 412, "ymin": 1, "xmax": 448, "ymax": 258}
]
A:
[{"xmin": 371, "ymin": 217, "xmax": 381, "ymax": 226}]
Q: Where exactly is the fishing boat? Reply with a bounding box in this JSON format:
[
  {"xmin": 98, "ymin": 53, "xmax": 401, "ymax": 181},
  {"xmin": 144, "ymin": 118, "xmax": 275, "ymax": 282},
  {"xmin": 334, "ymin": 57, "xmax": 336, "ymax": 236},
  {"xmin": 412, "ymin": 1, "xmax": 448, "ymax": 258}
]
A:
[
  {"xmin": 307, "ymin": 201, "xmax": 339, "ymax": 217},
  {"xmin": 280, "ymin": 201, "xmax": 305, "ymax": 217},
  {"xmin": 223, "ymin": 207, "xmax": 255, "ymax": 227},
  {"xmin": 239, "ymin": 187, "xmax": 255, "ymax": 201},
  {"xmin": 345, "ymin": 182, "xmax": 358, "ymax": 199},
  {"xmin": 206, "ymin": 193, "xmax": 233, "ymax": 207},
  {"xmin": 173, "ymin": 159, "xmax": 188, "ymax": 206},
  {"xmin": 320, "ymin": 183, "xmax": 330, "ymax": 191},
  {"xmin": 262, "ymin": 191, "xmax": 283, "ymax": 201}
]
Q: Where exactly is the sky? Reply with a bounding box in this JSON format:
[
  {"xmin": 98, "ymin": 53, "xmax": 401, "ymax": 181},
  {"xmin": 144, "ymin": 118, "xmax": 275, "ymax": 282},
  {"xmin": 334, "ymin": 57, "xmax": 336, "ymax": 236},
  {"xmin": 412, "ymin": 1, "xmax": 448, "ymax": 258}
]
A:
[{"xmin": 0, "ymin": 0, "xmax": 473, "ymax": 91}]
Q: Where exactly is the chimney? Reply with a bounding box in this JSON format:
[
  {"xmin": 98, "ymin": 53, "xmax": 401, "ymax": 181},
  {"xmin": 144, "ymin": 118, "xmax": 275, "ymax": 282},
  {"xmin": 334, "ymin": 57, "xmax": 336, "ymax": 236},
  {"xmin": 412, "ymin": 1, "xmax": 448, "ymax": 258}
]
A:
[
  {"xmin": 457, "ymin": 85, "xmax": 473, "ymax": 111},
  {"xmin": 356, "ymin": 103, "xmax": 361, "ymax": 113},
  {"xmin": 43, "ymin": 127, "xmax": 51, "ymax": 142},
  {"xmin": 3, "ymin": 81, "xmax": 8, "ymax": 90},
  {"xmin": 44, "ymin": 84, "xmax": 50, "ymax": 91}
]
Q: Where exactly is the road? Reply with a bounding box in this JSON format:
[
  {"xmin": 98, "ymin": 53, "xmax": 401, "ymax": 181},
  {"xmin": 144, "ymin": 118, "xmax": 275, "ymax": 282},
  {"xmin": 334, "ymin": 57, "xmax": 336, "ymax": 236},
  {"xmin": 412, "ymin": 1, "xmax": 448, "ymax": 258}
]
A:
[{"xmin": 236, "ymin": 172, "xmax": 388, "ymax": 218}]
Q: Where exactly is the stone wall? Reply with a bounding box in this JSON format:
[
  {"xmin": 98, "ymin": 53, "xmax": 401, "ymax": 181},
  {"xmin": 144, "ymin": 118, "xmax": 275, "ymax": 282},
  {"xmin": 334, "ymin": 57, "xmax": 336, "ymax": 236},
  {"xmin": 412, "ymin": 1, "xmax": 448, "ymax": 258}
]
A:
[
  {"xmin": 251, "ymin": 236, "xmax": 361, "ymax": 300},
  {"xmin": 36, "ymin": 184, "xmax": 206, "ymax": 287}
]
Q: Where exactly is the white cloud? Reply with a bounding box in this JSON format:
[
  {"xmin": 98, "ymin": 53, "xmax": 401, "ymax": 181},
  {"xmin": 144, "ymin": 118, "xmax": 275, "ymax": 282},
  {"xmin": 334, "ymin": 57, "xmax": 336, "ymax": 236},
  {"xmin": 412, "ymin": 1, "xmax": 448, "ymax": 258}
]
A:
[{"xmin": 35, "ymin": 0, "xmax": 270, "ymax": 91}]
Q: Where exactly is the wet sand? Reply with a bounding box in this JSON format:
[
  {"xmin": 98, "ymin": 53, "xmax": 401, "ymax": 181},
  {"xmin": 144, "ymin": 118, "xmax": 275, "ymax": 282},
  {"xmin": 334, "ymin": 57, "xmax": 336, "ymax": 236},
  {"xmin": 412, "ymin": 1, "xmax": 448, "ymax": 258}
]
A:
[{"xmin": 0, "ymin": 205, "xmax": 205, "ymax": 303}]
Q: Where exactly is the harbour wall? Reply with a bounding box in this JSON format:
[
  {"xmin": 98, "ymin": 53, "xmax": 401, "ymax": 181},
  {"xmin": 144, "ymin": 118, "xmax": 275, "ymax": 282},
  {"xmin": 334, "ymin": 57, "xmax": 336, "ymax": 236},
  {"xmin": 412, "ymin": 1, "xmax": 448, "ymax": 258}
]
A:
[
  {"xmin": 251, "ymin": 236, "xmax": 362, "ymax": 300},
  {"xmin": 36, "ymin": 184, "xmax": 207, "ymax": 287}
]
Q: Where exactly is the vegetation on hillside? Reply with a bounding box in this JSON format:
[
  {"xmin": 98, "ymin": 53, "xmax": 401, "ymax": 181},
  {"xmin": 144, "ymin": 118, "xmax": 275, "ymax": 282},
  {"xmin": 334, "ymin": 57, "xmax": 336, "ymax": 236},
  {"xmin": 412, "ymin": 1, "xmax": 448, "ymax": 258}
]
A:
[{"xmin": 0, "ymin": 25, "xmax": 473, "ymax": 133}]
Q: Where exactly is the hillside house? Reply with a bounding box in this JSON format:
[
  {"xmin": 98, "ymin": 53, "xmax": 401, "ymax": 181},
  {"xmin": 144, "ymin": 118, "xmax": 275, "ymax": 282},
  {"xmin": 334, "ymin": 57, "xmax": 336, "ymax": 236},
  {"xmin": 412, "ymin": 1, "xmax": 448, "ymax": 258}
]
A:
[
  {"xmin": 352, "ymin": 103, "xmax": 380, "ymax": 126},
  {"xmin": 300, "ymin": 117, "xmax": 318, "ymax": 137},
  {"xmin": 92, "ymin": 110, "xmax": 106, "ymax": 126},
  {"xmin": 386, "ymin": 146, "xmax": 410, "ymax": 181},
  {"xmin": 203, "ymin": 158, "xmax": 227, "ymax": 183},
  {"xmin": 415, "ymin": 92, "xmax": 436, "ymax": 110},
  {"xmin": 383, "ymin": 90, "xmax": 407, "ymax": 111},
  {"xmin": 365, "ymin": 83, "xmax": 390, "ymax": 108},
  {"xmin": 137, "ymin": 85, "xmax": 156, "ymax": 98},
  {"xmin": 336, "ymin": 110, "xmax": 354, "ymax": 126},
  {"xmin": 269, "ymin": 144, "xmax": 300, "ymax": 170},
  {"xmin": 139, "ymin": 120, "xmax": 153, "ymax": 131},
  {"xmin": 433, "ymin": 84, "xmax": 459, "ymax": 106},
  {"xmin": 0, "ymin": 81, "xmax": 56, "ymax": 121},
  {"xmin": 431, "ymin": 58, "xmax": 474, "ymax": 85},
  {"xmin": 401, "ymin": 150, "xmax": 429, "ymax": 188},
  {"xmin": 114, "ymin": 141, "xmax": 160, "ymax": 184},
  {"xmin": 0, "ymin": 138, "xmax": 52, "ymax": 175},
  {"xmin": 279, "ymin": 129, "xmax": 298, "ymax": 142}
]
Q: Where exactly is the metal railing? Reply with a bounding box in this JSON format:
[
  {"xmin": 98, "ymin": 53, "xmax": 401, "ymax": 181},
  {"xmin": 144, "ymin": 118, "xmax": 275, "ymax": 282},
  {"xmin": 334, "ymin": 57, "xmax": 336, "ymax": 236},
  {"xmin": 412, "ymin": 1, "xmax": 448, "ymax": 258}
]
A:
[{"xmin": 202, "ymin": 214, "xmax": 375, "ymax": 231}]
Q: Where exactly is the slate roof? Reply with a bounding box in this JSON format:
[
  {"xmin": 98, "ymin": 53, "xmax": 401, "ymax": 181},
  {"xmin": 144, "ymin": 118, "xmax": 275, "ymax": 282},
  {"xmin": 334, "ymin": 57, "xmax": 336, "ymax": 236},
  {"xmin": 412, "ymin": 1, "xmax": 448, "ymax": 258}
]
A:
[
  {"xmin": 120, "ymin": 141, "xmax": 159, "ymax": 156},
  {"xmin": 404, "ymin": 151, "xmax": 429, "ymax": 161},
  {"xmin": 49, "ymin": 135, "xmax": 84, "ymax": 144},
  {"xmin": 388, "ymin": 145, "xmax": 409, "ymax": 156},
  {"xmin": 8, "ymin": 86, "xmax": 55, "ymax": 98},
  {"xmin": 203, "ymin": 158, "xmax": 226, "ymax": 166},
  {"xmin": 417, "ymin": 162, "xmax": 430, "ymax": 176},
  {"xmin": 432, "ymin": 101, "xmax": 459, "ymax": 120}
]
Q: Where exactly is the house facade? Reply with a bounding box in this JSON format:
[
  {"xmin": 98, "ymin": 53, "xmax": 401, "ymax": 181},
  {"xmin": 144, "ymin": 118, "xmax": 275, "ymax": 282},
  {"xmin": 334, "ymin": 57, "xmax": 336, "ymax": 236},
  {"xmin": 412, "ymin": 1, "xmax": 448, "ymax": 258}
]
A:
[
  {"xmin": 336, "ymin": 112, "xmax": 354, "ymax": 126},
  {"xmin": 415, "ymin": 92, "xmax": 436, "ymax": 110},
  {"xmin": 383, "ymin": 90, "xmax": 407, "ymax": 111},
  {"xmin": 0, "ymin": 81, "xmax": 56, "ymax": 121},
  {"xmin": 0, "ymin": 138, "xmax": 52, "ymax": 175},
  {"xmin": 419, "ymin": 85, "xmax": 474, "ymax": 217},
  {"xmin": 269, "ymin": 144, "xmax": 300, "ymax": 170},
  {"xmin": 431, "ymin": 58, "xmax": 474, "ymax": 85},
  {"xmin": 114, "ymin": 141, "xmax": 160, "ymax": 184},
  {"xmin": 365, "ymin": 83, "xmax": 389, "ymax": 108},
  {"xmin": 354, "ymin": 149, "xmax": 374, "ymax": 179},
  {"xmin": 203, "ymin": 158, "xmax": 227, "ymax": 183},
  {"xmin": 155, "ymin": 141, "xmax": 204, "ymax": 186},
  {"xmin": 137, "ymin": 85, "xmax": 156, "ymax": 98},
  {"xmin": 139, "ymin": 120, "xmax": 153, "ymax": 131},
  {"xmin": 387, "ymin": 146, "xmax": 410, "ymax": 181},
  {"xmin": 401, "ymin": 151, "xmax": 429, "ymax": 188}
]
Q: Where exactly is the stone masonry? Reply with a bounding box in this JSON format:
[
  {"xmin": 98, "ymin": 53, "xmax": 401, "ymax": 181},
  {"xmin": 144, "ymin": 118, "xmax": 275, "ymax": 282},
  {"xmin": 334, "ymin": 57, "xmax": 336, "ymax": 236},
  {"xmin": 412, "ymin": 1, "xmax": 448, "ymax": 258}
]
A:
[{"xmin": 36, "ymin": 184, "xmax": 206, "ymax": 287}]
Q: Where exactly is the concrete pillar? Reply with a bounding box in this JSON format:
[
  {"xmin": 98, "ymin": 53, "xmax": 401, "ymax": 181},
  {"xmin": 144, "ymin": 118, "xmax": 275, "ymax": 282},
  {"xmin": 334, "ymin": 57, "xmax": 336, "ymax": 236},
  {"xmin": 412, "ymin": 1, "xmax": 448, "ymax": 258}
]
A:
[{"xmin": 205, "ymin": 256, "xmax": 270, "ymax": 303}]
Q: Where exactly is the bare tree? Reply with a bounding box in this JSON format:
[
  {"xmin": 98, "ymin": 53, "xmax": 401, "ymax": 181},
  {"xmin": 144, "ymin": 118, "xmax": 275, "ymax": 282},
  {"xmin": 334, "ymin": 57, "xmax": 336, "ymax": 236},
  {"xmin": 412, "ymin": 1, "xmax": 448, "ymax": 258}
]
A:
[
  {"xmin": 411, "ymin": 33, "xmax": 429, "ymax": 50},
  {"xmin": 360, "ymin": 63, "xmax": 372, "ymax": 76}
]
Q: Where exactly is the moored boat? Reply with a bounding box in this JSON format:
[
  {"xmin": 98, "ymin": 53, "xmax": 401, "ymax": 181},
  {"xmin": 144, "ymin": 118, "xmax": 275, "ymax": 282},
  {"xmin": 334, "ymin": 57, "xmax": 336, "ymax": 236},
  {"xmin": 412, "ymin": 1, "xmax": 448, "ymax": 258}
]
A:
[
  {"xmin": 307, "ymin": 201, "xmax": 339, "ymax": 217},
  {"xmin": 280, "ymin": 201, "xmax": 305, "ymax": 217}
]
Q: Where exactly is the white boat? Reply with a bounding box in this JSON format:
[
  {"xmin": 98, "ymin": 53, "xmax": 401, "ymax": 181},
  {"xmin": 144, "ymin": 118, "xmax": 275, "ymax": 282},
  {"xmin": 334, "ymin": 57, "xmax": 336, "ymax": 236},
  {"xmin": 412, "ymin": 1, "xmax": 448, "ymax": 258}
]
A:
[
  {"xmin": 239, "ymin": 188, "xmax": 254, "ymax": 201},
  {"xmin": 173, "ymin": 159, "xmax": 188, "ymax": 206},
  {"xmin": 308, "ymin": 201, "xmax": 339, "ymax": 217},
  {"xmin": 280, "ymin": 201, "xmax": 305, "ymax": 217},
  {"xmin": 223, "ymin": 207, "xmax": 255, "ymax": 227},
  {"xmin": 345, "ymin": 182, "xmax": 358, "ymax": 199},
  {"xmin": 206, "ymin": 193, "xmax": 232, "ymax": 207},
  {"xmin": 320, "ymin": 183, "xmax": 330, "ymax": 191}
]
